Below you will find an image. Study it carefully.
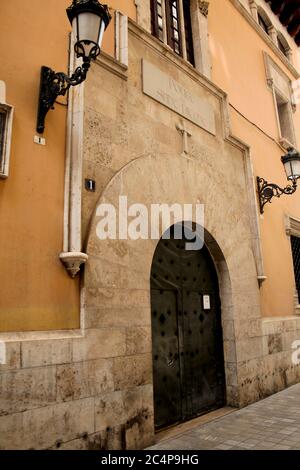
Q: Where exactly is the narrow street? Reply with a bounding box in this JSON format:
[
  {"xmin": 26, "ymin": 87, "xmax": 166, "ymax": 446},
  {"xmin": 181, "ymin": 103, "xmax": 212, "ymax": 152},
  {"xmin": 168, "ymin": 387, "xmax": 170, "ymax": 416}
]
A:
[{"xmin": 149, "ymin": 384, "xmax": 300, "ymax": 450}]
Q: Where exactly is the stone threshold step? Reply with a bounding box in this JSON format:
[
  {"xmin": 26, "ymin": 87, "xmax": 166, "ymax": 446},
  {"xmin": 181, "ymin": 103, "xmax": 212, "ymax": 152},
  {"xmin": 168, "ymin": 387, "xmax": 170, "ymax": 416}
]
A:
[{"xmin": 155, "ymin": 407, "xmax": 238, "ymax": 443}]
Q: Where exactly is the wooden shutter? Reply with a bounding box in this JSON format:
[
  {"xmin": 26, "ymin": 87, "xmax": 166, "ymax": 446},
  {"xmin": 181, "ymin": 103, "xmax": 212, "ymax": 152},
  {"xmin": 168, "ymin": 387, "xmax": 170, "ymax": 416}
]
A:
[
  {"xmin": 151, "ymin": 0, "xmax": 164, "ymax": 41},
  {"xmin": 183, "ymin": 0, "xmax": 195, "ymax": 65},
  {"xmin": 165, "ymin": 0, "xmax": 182, "ymax": 56}
]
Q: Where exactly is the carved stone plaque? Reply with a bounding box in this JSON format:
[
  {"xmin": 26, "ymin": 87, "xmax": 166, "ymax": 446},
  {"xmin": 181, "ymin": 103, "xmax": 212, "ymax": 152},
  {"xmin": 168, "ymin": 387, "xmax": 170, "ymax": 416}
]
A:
[{"xmin": 142, "ymin": 60, "xmax": 216, "ymax": 135}]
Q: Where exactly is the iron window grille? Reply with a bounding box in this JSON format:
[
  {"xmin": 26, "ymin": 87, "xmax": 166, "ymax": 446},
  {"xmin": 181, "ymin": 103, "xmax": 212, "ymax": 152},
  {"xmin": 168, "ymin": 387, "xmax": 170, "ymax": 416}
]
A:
[{"xmin": 291, "ymin": 235, "xmax": 300, "ymax": 304}]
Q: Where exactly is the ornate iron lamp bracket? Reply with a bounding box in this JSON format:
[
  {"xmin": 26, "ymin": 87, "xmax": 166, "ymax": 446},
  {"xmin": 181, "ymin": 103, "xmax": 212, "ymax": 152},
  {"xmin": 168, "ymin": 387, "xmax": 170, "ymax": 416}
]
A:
[
  {"xmin": 36, "ymin": 53, "xmax": 94, "ymax": 134},
  {"xmin": 36, "ymin": 0, "xmax": 111, "ymax": 134},
  {"xmin": 257, "ymin": 176, "xmax": 297, "ymax": 214}
]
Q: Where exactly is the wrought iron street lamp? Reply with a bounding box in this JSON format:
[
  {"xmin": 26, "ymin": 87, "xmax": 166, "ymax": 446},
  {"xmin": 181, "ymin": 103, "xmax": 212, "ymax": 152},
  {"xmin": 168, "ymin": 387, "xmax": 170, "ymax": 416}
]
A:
[
  {"xmin": 36, "ymin": 0, "xmax": 111, "ymax": 134},
  {"xmin": 257, "ymin": 148, "xmax": 300, "ymax": 214}
]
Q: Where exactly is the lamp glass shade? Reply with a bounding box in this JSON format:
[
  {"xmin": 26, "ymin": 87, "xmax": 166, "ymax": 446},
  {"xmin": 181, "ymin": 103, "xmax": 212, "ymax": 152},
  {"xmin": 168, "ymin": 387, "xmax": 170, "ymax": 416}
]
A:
[
  {"xmin": 282, "ymin": 150, "xmax": 300, "ymax": 181},
  {"xmin": 289, "ymin": 159, "xmax": 300, "ymax": 179},
  {"xmin": 73, "ymin": 12, "xmax": 104, "ymax": 46},
  {"xmin": 67, "ymin": 1, "xmax": 111, "ymax": 59}
]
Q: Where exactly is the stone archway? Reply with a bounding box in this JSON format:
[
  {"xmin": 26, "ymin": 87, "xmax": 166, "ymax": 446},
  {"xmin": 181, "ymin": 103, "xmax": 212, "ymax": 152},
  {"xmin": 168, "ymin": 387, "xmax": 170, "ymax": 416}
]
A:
[{"xmin": 84, "ymin": 152, "xmax": 259, "ymax": 448}]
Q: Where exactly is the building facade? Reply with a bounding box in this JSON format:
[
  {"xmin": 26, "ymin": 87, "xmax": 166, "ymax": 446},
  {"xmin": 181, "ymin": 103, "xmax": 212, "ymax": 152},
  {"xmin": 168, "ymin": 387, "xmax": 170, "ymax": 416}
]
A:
[{"xmin": 0, "ymin": 0, "xmax": 300, "ymax": 450}]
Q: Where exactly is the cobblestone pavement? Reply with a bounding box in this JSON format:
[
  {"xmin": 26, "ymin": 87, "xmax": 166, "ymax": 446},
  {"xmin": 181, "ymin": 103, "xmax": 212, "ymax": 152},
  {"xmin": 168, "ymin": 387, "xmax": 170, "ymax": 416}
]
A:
[{"xmin": 148, "ymin": 384, "xmax": 300, "ymax": 450}]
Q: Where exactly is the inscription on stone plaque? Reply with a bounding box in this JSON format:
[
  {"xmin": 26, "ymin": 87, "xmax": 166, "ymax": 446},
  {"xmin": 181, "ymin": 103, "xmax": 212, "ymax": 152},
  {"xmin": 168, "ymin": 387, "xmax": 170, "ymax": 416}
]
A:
[{"xmin": 142, "ymin": 60, "xmax": 216, "ymax": 135}]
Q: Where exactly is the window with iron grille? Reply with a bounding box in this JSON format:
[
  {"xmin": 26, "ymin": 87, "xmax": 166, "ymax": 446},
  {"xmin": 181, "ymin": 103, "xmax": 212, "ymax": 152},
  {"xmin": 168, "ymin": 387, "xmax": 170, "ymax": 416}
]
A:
[
  {"xmin": 0, "ymin": 102, "xmax": 13, "ymax": 178},
  {"xmin": 150, "ymin": 0, "xmax": 195, "ymax": 66},
  {"xmin": 291, "ymin": 235, "xmax": 300, "ymax": 304},
  {"xmin": 0, "ymin": 108, "xmax": 6, "ymax": 175}
]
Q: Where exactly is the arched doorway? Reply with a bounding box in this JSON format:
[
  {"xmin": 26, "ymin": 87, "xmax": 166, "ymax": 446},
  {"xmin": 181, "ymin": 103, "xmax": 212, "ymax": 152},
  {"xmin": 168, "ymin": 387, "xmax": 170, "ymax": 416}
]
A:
[{"xmin": 150, "ymin": 224, "xmax": 226, "ymax": 430}]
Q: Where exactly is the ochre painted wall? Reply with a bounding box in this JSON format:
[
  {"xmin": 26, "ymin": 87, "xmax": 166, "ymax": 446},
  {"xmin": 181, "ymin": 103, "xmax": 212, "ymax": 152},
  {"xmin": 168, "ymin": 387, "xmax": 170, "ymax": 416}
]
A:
[
  {"xmin": 0, "ymin": 0, "xmax": 136, "ymax": 332},
  {"xmin": 209, "ymin": 0, "xmax": 300, "ymax": 317},
  {"xmin": 1, "ymin": 0, "xmax": 299, "ymax": 331},
  {"xmin": 0, "ymin": 0, "xmax": 79, "ymax": 332}
]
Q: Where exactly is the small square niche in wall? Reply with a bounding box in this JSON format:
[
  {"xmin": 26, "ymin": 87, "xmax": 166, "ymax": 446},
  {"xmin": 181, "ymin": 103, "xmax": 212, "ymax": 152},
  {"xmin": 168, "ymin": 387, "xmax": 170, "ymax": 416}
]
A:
[{"xmin": 0, "ymin": 92, "xmax": 14, "ymax": 179}]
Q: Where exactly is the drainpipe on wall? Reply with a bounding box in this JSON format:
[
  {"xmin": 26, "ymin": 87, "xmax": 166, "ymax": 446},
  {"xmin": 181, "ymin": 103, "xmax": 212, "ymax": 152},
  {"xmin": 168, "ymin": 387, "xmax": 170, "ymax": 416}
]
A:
[{"xmin": 60, "ymin": 33, "xmax": 88, "ymax": 278}]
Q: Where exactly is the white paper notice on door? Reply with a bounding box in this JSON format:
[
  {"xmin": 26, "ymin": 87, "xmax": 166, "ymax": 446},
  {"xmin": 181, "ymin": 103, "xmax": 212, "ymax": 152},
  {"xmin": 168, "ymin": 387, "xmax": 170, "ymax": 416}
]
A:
[{"xmin": 203, "ymin": 295, "xmax": 211, "ymax": 310}]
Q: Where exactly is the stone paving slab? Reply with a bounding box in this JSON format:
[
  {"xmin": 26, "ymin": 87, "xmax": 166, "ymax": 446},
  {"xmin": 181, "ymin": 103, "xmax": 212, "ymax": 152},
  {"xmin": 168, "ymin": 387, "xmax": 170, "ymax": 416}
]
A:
[{"xmin": 148, "ymin": 384, "xmax": 300, "ymax": 450}]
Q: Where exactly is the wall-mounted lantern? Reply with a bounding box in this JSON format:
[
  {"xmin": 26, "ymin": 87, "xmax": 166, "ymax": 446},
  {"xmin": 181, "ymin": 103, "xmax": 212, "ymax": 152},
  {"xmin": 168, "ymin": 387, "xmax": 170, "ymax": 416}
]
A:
[
  {"xmin": 36, "ymin": 0, "xmax": 111, "ymax": 134},
  {"xmin": 257, "ymin": 148, "xmax": 300, "ymax": 213}
]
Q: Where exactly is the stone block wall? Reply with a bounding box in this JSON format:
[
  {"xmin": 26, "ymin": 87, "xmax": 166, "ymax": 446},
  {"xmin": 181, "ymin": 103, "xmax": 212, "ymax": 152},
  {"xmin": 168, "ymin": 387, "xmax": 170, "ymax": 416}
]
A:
[
  {"xmin": 0, "ymin": 331, "xmax": 154, "ymax": 450},
  {"xmin": 1, "ymin": 316, "xmax": 300, "ymax": 449}
]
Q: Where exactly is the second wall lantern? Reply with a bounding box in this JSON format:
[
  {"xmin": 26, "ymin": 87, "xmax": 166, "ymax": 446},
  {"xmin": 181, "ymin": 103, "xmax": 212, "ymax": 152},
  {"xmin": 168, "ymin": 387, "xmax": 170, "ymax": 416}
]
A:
[
  {"xmin": 36, "ymin": 0, "xmax": 111, "ymax": 134},
  {"xmin": 257, "ymin": 148, "xmax": 300, "ymax": 213}
]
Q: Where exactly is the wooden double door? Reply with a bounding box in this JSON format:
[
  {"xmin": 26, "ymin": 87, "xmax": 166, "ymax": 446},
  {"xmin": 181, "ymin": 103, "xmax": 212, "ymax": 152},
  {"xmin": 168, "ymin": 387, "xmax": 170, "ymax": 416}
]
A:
[{"xmin": 150, "ymin": 229, "xmax": 226, "ymax": 429}]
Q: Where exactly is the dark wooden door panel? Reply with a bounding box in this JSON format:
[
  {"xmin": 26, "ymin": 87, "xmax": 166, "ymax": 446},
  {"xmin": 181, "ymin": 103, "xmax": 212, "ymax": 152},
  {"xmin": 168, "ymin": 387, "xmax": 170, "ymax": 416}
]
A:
[{"xmin": 151, "ymin": 288, "xmax": 182, "ymax": 429}]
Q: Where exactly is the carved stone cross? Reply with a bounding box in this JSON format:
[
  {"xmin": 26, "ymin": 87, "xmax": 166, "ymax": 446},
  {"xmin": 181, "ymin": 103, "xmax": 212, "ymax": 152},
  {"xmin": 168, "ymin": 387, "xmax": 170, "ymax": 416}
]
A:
[{"xmin": 176, "ymin": 121, "xmax": 192, "ymax": 155}]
